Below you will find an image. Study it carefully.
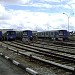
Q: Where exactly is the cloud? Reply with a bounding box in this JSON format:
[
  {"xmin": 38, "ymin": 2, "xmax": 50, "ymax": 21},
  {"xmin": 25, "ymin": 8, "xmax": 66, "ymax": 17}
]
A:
[
  {"xmin": 0, "ymin": 4, "xmax": 12, "ymax": 20},
  {"xmin": 0, "ymin": 6, "xmax": 74, "ymax": 31},
  {"xmin": 0, "ymin": 4, "xmax": 6, "ymax": 13},
  {"xmin": 0, "ymin": 0, "xmax": 75, "ymax": 31},
  {"xmin": 0, "ymin": 0, "xmax": 30, "ymax": 4}
]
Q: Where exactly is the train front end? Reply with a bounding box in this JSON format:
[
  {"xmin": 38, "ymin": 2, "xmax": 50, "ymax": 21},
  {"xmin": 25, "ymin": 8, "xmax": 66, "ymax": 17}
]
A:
[
  {"xmin": 58, "ymin": 30, "xmax": 69, "ymax": 41},
  {"xmin": 22, "ymin": 30, "xmax": 32, "ymax": 43},
  {"xmin": 6, "ymin": 31, "xmax": 16, "ymax": 41}
]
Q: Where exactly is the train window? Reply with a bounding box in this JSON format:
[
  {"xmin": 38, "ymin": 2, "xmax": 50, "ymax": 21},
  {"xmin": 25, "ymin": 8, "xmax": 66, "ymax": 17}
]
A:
[
  {"xmin": 7, "ymin": 31, "xmax": 15, "ymax": 35},
  {"xmin": 42, "ymin": 33, "xmax": 43, "ymax": 35},
  {"xmin": 23, "ymin": 32, "xmax": 27, "ymax": 34},
  {"xmin": 55, "ymin": 32, "xmax": 58, "ymax": 35},
  {"xmin": 23, "ymin": 32, "xmax": 27, "ymax": 35},
  {"xmin": 46, "ymin": 32, "xmax": 48, "ymax": 35},
  {"xmin": 49, "ymin": 32, "xmax": 50, "ymax": 35},
  {"xmin": 38, "ymin": 33, "xmax": 40, "ymax": 36},
  {"xmin": 51, "ymin": 32, "xmax": 53, "ymax": 35},
  {"xmin": 44, "ymin": 32, "xmax": 45, "ymax": 35},
  {"xmin": 11, "ymin": 32, "xmax": 15, "ymax": 35}
]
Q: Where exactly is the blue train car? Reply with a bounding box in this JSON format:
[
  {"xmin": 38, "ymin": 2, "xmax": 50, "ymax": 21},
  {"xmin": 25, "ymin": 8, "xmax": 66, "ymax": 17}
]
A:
[
  {"xmin": 22, "ymin": 30, "xmax": 33, "ymax": 42},
  {"xmin": 57, "ymin": 30, "xmax": 69, "ymax": 41},
  {"xmin": 3, "ymin": 31, "xmax": 16, "ymax": 41},
  {"xmin": 0, "ymin": 31, "xmax": 2, "ymax": 41},
  {"xmin": 7, "ymin": 31, "xmax": 16, "ymax": 40}
]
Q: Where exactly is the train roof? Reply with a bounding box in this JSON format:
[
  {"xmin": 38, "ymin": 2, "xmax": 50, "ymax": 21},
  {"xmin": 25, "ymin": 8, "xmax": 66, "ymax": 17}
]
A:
[
  {"xmin": 38, "ymin": 30, "xmax": 67, "ymax": 33},
  {"xmin": 23, "ymin": 30, "xmax": 32, "ymax": 31},
  {"xmin": 7, "ymin": 30, "xmax": 16, "ymax": 32}
]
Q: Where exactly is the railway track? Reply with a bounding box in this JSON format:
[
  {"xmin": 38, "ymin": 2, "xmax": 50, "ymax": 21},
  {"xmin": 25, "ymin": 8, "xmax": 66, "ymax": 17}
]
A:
[
  {"xmin": 36, "ymin": 39, "xmax": 75, "ymax": 47},
  {"xmin": 51, "ymin": 41, "xmax": 75, "ymax": 47},
  {"xmin": 1, "ymin": 41, "xmax": 75, "ymax": 75},
  {"xmin": 34, "ymin": 42, "xmax": 75, "ymax": 54},
  {"xmin": 4, "ymin": 41, "xmax": 75, "ymax": 61},
  {"xmin": 15, "ymin": 40, "xmax": 75, "ymax": 56},
  {"xmin": 27, "ymin": 40, "xmax": 75, "ymax": 54}
]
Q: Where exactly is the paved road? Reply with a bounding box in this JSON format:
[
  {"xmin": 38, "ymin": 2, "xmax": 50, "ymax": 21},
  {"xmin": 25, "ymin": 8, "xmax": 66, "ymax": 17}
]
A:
[{"xmin": 0, "ymin": 56, "xmax": 30, "ymax": 75}]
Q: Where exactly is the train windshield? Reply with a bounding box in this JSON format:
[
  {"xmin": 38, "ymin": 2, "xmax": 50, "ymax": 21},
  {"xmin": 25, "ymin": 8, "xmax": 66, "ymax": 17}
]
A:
[
  {"xmin": 7, "ymin": 31, "xmax": 16, "ymax": 35},
  {"xmin": 23, "ymin": 32, "xmax": 27, "ymax": 36},
  {"xmin": 59, "ymin": 31, "xmax": 64, "ymax": 35}
]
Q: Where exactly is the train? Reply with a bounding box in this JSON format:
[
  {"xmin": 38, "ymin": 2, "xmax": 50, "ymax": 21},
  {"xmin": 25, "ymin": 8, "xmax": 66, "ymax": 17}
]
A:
[
  {"xmin": 16, "ymin": 30, "xmax": 33, "ymax": 42},
  {"xmin": 33, "ymin": 30, "xmax": 69, "ymax": 41},
  {"xmin": 0, "ymin": 29, "xmax": 33, "ymax": 42},
  {"xmin": 2, "ymin": 31, "xmax": 16, "ymax": 41},
  {"xmin": 0, "ymin": 29, "xmax": 70, "ymax": 42}
]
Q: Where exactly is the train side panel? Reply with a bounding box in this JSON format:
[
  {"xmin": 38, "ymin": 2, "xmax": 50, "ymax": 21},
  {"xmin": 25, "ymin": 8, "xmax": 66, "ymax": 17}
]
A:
[
  {"xmin": 0, "ymin": 31, "xmax": 2, "ymax": 41},
  {"xmin": 16, "ymin": 31, "xmax": 23, "ymax": 40}
]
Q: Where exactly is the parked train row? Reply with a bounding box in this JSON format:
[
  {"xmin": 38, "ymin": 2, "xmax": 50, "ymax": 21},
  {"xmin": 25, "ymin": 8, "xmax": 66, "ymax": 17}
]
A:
[
  {"xmin": 34, "ymin": 30, "xmax": 69, "ymax": 41},
  {"xmin": 0, "ymin": 29, "xmax": 69, "ymax": 42},
  {"xmin": 0, "ymin": 30, "xmax": 33, "ymax": 42}
]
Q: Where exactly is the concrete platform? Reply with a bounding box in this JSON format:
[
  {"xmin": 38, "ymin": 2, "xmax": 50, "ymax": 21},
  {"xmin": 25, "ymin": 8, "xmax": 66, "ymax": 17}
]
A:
[{"xmin": 0, "ymin": 55, "xmax": 29, "ymax": 75}]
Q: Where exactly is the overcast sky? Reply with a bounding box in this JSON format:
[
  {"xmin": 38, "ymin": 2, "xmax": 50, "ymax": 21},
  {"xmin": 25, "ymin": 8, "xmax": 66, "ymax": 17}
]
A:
[{"xmin": 0, "ymin": 0, "xmax": 75, "ymax": 31}]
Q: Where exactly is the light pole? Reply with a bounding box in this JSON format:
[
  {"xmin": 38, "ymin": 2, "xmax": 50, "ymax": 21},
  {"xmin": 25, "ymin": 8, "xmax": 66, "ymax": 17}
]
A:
[{"xmin": 63, "ymin": 13, "xmax": 70, "ymax": 31}]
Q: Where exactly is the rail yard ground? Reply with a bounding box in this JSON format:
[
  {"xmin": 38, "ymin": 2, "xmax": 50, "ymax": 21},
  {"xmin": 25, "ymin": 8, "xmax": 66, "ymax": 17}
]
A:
[
  {"xmin": 0, "ymin": 41, "xmax": 75, "ymax": 75},
  {"xmin": 0, "ymin": 51, "xmax": 30, "ymax": 75}
]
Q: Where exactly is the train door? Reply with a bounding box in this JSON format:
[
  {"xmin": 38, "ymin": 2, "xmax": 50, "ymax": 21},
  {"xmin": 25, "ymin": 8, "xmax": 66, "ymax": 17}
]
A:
[{"xmin": 58, "ymin": 30, "xmax": 64, "ymax": 41}]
